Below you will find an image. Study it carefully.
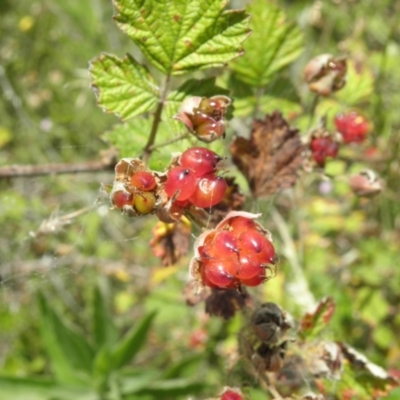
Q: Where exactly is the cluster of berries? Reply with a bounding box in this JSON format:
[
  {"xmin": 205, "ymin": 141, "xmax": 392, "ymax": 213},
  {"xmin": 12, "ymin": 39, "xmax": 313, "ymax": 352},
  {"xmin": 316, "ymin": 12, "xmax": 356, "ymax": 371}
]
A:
[
  {"xmin": 165, "ymin": 147, "xmax": 227, "ymax": 209},
  {"xmin": 335, "ymin": 111, "xmax": 369, "ymax": 143},
  {"xmin": 112, "ymin": 170, "xmax": 157, "ymax": 215},
  {"xmin": 309, "ymin": 111, "xmax": 370, "ymax": 167},
  {"xmin": 175, "ymin": 96, "xmax": 231, "ymax": 142},
  {"xmin": 190, "ymin": 213, "xmax": 276, "ymax": 290}
]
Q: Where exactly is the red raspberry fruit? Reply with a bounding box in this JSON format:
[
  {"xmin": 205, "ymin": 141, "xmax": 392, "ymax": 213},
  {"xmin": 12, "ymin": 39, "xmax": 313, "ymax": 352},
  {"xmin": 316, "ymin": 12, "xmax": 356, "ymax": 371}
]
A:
[
  {"xmin": 240, "ymin": 271, "xmax": 266, "ymax": 287},
  {"xmin": 227, "ymin": 216, "xmax": 257, "ymax": 233},
  {"xmin": 189, "ymin": 174, "xmax": 227, "ymax": 208},
  {"xmin": 190, "ymin": 212, "xmax": 276, "ymax": 290},
  {"xmin": 164, "ymin": 166, "xmax": 197, "ymax": 201},
  {"xmin": 112, "ymin": 190, "xmax": 133, "ymax": 209},
  {"xmin": 179, "ymin": 147, "xmax": 222, "ymax": 177},
  {"xmin": 202, "ymin": 257, "xmax": 239, "ymax": 289},
  {"xmin": 221, "ymin": 389, "xmax": 243, "ymax": 400},
  {"xmin": 199, "ymin": 230, "xmax": 239, "ymax": 259},
  {"xmin": 335, "ymin": 112, "xmax": 369, "ymax": 143},
  {"xmin": 310, "ymin": 137, "xmax": 339, "ymax": 167},
  {"xmin": 237, "ymin": 252, "xmax": 266, "ymax": 280},
  {"xmin": 130, "ymin": 171, "xmax": 156, "ymax": 192},
  {"xmin": 238, "ymin": 230, "xmax": 275, "ymax": 265}
]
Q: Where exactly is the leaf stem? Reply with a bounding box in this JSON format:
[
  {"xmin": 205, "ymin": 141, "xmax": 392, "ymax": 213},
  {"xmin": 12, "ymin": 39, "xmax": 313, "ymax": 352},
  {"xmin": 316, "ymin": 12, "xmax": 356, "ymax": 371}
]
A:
[
  {"xmin": 149, "ymin": 132, "xmax": 190, "ymax": 151},
  {"xmin": 142, "ymin": 74, "xmax": 171, "ymax": 163},
  {"xmin": 307, "ymin": 94, "xmax": 320, "ymax": 129}
]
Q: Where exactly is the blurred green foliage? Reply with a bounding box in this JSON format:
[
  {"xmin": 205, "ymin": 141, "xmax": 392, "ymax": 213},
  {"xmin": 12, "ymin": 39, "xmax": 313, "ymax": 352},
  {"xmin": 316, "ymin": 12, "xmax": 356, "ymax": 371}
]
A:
[{"xmin": 1, "ymin": 0, "xmax": 400, "ymax": 399}]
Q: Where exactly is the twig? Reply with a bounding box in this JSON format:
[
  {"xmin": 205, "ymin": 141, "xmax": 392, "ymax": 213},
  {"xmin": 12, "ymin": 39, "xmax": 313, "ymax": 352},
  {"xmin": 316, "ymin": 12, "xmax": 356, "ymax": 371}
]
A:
[
  {"xmin": 33, "ymin": 205, "xmax": 97, "ymax": 236},
  {"xmin": 142, "ymin": 74, "xmax": 172, "ymax": 163},
  {"xmin": 0, "ymin": 153, "xmax": 116, "ymax": 179},
  {"xmin": 149, "ymin": 132, "xmax": 190, "ymax": 151}
]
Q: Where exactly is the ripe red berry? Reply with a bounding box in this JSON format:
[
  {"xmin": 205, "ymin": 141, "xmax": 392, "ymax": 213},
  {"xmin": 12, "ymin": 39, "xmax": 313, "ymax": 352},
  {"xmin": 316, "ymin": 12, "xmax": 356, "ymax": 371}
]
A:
[
  {"xmin": 221, "ymin": 389, "xmax": 243, "ymax": 400},
  {"xmin": 133, "ymin": 192, "xmax": 156, "ymax": 214},
  {"xmin": 112, "ymin": 190, "xmax": 133, "ymax": 209},
  {"xmin": 310, "ymin": 137, "xmax": 339, "ymax": 166},
  {"xmin": 189, "ymin": 174, "xmax": 227, "ymax": 208},
  {"xmin": 227, "ymin": 216, "xmax": 257, "ymax": 233},
  {"xmin": 240, "ymin": 271, "xmax": 266, "ymax": 287},
  {"xmin": 165, "ymin": 166, "xmax": 198, "ymax": 201},
  {"xmin": 237, "ymin": 252, "xmax": 264, "ymax": 280},
  {"xmin": 202, "ymin": 257, "xmax": 239, "ymax": 289},
  {"xmin": 179, "ymin": 147, "xmax": 221, "ymax": 177},
  {"xmin": 130, "ymin": 171, "xmax": 156, "ymax": 192},
  {"xmin": 335, "ymin": 112, "xmax": 369, "ymax": 143},
  {"xmin": 238, "ymin": 230, "xmax": 275, "ymax": 264},
  {"xmin": 202, "ymin": 231, "xmax": 238, "ymax": 258}
]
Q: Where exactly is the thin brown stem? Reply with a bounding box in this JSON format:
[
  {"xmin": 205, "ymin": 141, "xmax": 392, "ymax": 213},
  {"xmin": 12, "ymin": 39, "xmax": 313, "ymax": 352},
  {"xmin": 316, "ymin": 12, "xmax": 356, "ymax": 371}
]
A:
[
  {"xmin": 0, "ymin": 159, "xmax": 114, "ymax": 179},
  {"xmin": 142, "ymin": 74, "xmax": 172, "ymax": 163},
  {"xmin": 149, "ymin": 132, "xmax": 190, "ymax": 151}
]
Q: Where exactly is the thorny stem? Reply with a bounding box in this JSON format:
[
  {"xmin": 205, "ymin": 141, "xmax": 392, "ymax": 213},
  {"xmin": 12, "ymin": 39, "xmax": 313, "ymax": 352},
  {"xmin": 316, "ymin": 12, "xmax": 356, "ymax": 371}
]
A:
[{"xmin": 142, "ymin": 74, "xmax": 172, "ymax": 163}]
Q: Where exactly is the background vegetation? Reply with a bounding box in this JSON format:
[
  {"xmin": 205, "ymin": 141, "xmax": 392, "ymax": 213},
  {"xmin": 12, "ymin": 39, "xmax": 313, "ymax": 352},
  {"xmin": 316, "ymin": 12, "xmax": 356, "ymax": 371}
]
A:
[{"xmin": 0, "ymin": 0, "xmax": 399, "ymax": 399}]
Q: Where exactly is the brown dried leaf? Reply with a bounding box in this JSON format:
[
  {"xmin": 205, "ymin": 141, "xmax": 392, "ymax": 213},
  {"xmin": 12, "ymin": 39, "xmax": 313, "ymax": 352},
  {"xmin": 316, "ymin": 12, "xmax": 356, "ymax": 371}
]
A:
[
  {"xmin": 230, "ymin": 111, "xmax": 305, "ymax": 197},
  {"xmin": 338, "ymin": 342, "xmax": 398, "ymax": 398},
  {"xmin": 302, "ymin": 341, "xmax": 343, "ymax": 380},
  {"xmin": 205, "ymin": 288, "xmax": 252, "ymax": 320},
  {"xmin": 149, "ymin": 217, "xmax": 191, "ymax": 266}
]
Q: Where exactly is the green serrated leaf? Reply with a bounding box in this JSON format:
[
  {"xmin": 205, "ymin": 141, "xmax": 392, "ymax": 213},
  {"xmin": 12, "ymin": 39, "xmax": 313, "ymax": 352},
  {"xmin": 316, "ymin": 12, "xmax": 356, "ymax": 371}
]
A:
[
  {"xmin": 336, "ymin": 59, "xmax": 374, "ymax": 106},
  {"xmin": 231, "ymin": 75, "xmax": 302, "ymax": 118},
  {"xmin": 230, "ymin": 0, "xmax": 303, "ymax": 87},
  {"xmin": 103, "ymin": 119, "xmax": 152, "ymax": 158},
  {"xmin": 113, "ymin": 0, "xmax": 250, "ymax": 75},
  {"xmin": 111, "ymin": 310, "xmax": 157, "ymax": 370},
  {"xmin": 37, "ymin": 293, "xmax": 94, "ymax": 386},
  {"xmin": 90, "ymin": 53, "xmax": 159, "ymax": 120}
]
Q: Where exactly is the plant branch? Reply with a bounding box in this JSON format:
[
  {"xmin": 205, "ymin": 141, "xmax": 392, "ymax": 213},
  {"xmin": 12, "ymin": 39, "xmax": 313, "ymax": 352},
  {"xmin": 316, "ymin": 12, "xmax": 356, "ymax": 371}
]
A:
[
  {"xmin": 142, "ymin": 74, "xmax": 172, "ymax": 163},
  {"xmin": 0, "ymin": 149, "xmax": 117, "ymax": 179},
  {"xmin": 149, "ymin": 132, "xmax": 190, "ymax": 151},
  {"xmin": 0, "ymin": 161, "xmax": 112, "ymax": 179}
]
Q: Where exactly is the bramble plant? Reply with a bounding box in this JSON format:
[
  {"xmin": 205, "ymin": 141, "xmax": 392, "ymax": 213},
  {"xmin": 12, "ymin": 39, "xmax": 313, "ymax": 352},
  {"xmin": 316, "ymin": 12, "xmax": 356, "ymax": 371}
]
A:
[{"xmin": 1, "ymin": 0, "xmax": 400, "ymax": 399}]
